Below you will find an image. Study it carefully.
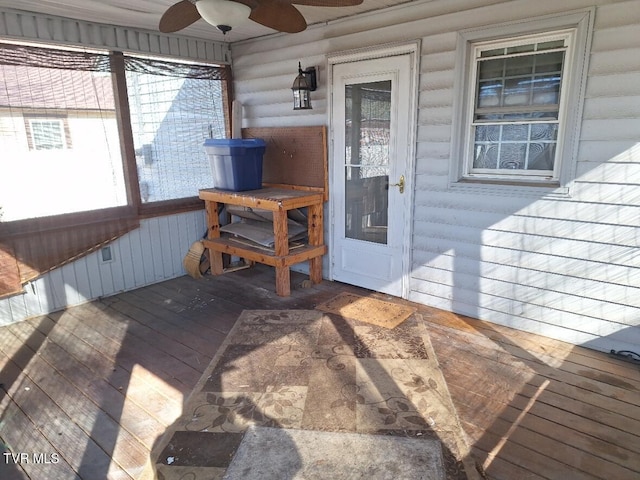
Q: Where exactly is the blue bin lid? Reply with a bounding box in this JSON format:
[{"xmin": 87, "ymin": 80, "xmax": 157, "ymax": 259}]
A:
[{"xmin": 204, "ymin": 138, "xmax": 266, "ymax": 148}]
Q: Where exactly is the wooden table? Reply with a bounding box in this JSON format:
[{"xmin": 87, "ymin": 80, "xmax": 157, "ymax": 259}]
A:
[{"xmin": 199, "ymin": 187, "xmax": 326, "ymax": 296}]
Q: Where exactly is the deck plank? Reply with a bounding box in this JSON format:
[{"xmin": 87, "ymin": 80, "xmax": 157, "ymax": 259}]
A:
[
  {"xmin": 4, "ymin": 321, "xmax": 148, "ymax": 479},
  {"xmin": 0, "ymin": 266, "xmax": 638, "ymax": 480},
  {"xmin": 22, "ymin": 316, "xmax": 175, "ymax": 447},
  {"xmin": 0, "ymin": 334, "xmax": 131, "ymax": 480}
]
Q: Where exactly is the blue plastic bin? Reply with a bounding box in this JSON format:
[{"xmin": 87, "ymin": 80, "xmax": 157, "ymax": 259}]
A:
[{"xmin": 204, "ymin": 138, "xmax": 266, "ymax": 191}]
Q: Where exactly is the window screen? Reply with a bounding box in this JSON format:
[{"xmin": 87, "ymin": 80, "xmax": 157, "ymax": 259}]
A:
[
  {"xmin": 124, "ymin": 56, "xmax": 228, "ymax": 203},
  {"xmin": 0, "ymin": 43, "xmax": 126, "ymax": 221}
]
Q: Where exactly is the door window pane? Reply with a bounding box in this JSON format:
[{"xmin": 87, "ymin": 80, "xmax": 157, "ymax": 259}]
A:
[{"xmin": 344, "ymin": 80, "xmax": 391, "ymax": 244}]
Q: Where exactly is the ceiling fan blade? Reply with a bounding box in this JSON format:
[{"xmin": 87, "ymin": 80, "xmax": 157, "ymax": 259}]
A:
[
  {"xmin": 247, "ymin": 0, "xmax": 307, "ymax": 33},
  {"xmin": 159, "ymin": 0, "xmax": 202, "ymax": 33},
  {"xmin": 290, "ymin": 0, "xmax": 363, "ymax": 5}
]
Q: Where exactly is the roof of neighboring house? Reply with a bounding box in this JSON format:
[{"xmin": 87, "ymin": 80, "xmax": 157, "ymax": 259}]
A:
[{"xmin": 0, "ymin": 64, "xmax": 115, "ymax": 111}]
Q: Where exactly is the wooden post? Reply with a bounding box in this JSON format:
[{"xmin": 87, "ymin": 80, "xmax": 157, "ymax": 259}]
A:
[
  {"xmin": 273, "ymin": 206, "xmax": 290, "ymax": 296},
  {"xmin": 308, "ymin": 203, "xmax": 323, "ymax": 284},
  {"xmin": 205, "ymin": 200, "xmax": 224, "ymax": 275}
]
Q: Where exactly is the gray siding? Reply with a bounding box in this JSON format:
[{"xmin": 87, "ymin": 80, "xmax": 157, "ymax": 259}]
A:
[
  {"xmin": 0, "ymin": 7, "xmax": 230, "ymax": 63},
  {"xmin": 0, "ymin": 210, "xmax": 206, "ymax": 325},
  {"xmin": 231, "ymin": 0, "xmax": 640, "ymax": 353}
]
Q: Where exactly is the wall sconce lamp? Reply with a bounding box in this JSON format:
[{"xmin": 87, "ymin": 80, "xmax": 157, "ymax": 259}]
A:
[{"xmin": 292, "ymin": 62, "xmax": 317, "ymax": 110}]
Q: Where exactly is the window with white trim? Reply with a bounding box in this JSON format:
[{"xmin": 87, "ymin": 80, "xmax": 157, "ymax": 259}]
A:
[
  {"xmin": 28, "ymin": 118, "xmax": 67, "ymax": 150},
  {"xmin": 464, "ymin": 30, "xmax": 572, "ymax": 182},
  {"xmin": 451, "ymin": 5, "xmax": 596, "ymax": 191}
]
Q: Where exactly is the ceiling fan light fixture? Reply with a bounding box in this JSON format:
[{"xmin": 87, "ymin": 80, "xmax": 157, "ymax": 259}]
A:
[
  {"xmin": 195, "ymin": 0, "xmax": 251, "ymax": 32},
  {"xmin": 292, "ymin": 62, "xmax": 317, "ymax": 110}
]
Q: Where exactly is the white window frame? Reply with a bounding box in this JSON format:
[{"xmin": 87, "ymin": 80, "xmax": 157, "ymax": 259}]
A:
[
  {"xmin": 450, "ymin": 9, "xmax": 594, "ymax": 196},
  {"xmin": 29, "ymin": 118, "xmax": 66, "ymax": 150}
]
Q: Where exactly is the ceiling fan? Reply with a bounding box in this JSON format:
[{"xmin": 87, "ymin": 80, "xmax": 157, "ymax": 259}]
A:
[{"xmin": 159, "ymin": 0, "xmax": 364, "ymax": 35}]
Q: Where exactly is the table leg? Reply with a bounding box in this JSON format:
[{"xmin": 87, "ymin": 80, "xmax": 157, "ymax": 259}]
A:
[
  {"xmin": 308, "ymin": 203, "xmax": 323, "ymax": 284},
  {"xmin": 273, "ymin": 208, "xmax": 291, "ymax": 296},
  {"xmin": 205, "ymin": 200, "xmax": 224, "ymax": 275}
]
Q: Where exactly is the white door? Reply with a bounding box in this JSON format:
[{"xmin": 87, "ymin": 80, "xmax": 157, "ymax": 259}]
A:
[{"xmin": 330, "ymin": 51, "xmax": 416, "ymax": 297}]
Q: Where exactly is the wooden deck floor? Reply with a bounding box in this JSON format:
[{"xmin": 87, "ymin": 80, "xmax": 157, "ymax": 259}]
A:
[{"xmin": 0, "ymin": 265, "xmax": 638, "ymax": 479}]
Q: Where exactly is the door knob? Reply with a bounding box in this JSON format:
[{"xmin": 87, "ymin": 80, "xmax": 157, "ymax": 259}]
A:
[{"xmin": 390, "ymin": 175, "xmax": 405, "ymax": 194}]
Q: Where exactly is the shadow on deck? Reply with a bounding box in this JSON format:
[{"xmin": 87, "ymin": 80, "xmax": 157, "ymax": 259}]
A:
[{"xmin": 0, "ymin": 265, "xmax": 638, "ymax": 479}]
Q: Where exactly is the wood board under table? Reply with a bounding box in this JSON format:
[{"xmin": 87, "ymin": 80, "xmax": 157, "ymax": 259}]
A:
[{"xmin": 199, "ymin": 126, "xmax": 328, "ymax": 297}]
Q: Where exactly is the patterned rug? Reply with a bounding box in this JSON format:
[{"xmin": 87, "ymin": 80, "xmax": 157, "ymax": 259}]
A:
[
  {"xmin": 153, "ymin": 309, "xmax": 469, "ymax": 480},
  {"xmin": 316, "ymin": 292, "xmax": 417, "ymax": 329}
]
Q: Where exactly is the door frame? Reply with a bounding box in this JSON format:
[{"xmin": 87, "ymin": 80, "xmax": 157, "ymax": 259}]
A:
[{"xmin": 327, "ymin": 41, "xmax": 421, "ymax": 298}]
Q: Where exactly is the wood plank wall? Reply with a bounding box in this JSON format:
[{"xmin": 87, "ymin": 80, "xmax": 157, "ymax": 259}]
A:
[
  {"xmin": 0, "ymin": 210, "xmax": 207, "ymax": 325},
  {"xmin": 231, "ymin": 0, "xmax": 640, "ymax": 353}
]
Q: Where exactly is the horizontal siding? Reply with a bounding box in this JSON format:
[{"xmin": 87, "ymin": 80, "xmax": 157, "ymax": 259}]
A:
[
  {"xmin": 232, "ymin": 0, "xmax": 639, "ymax": 353},
  {"xmin": 0, "ymin": 210, "xmax": 206, "ymax": 325},
  {"xmin": 0, "ymin": 7, "xmax": 229, "ymax": 63}
]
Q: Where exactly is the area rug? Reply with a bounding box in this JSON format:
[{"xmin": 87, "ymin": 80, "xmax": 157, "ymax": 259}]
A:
[
  {"xmin": 316, "ymin": 292, "xmax": 417, "ymax": 329},
  {"xmin": 153, "ymin": 309, "xmax": 469, "ymax": 480}
]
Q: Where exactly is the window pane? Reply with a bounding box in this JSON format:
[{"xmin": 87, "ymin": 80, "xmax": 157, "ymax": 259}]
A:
[
  {"xmin": 536, "ymin": 51, "xmax": 564, "ymax": 73},
  {"xmin": 507, "ymin": 43, "xmax": 535, "ymax": 55},
  {"xmin": 499, "ymin": 143, "xmax": 528, "ymax": 169},
  {"xmin": 478, "ymin": 58, "xmax": 504, "ymax": 79},
  {"xmin": 473, "ymin": 143, "xmax": 499, "ymax": 169},
  {"xmin": 126, "ymin": 67, "xmax": 226, "ymax": 203},
  {"xmin": 480, "ymin": 48, "xmax": 505, "ymax": 58},
  {"xmin": 503, "ymin": 77, "xmax": 532, "ymax": 106},
  {"xmin": 528, "ymin": 143, "xmax": 556, "ymax": 170},
  {"xmin": 475, "ymin": 125, "xmax": 501, "ymax": 142},
  {"xmin": 531, "ymin": 74, "xmax": 561, "ymax": 105},
  {"xmin": 477, "ymin": 80, "xmax": 503, "ymax": 107},
  {"xmin": 538, "ymin": 40, "xmax": 565, "ymax": 51},
  {"xmin": 531, "ymin": 123, "xmax": 558, "ymax": 141},
  {"xmin": 470, "ymin": 34, "xmax": 567, "ymax": 177},
  {"xmin": 502, "ymin": 124, "xmax": 529, "ymax": 141},
  {"xmin": 0, "ymin": 61, "xmax": 126, "ymax": 221},
  {"xmin": 505, "ymin": 55, "xmax": 534, "ymax": 76}
]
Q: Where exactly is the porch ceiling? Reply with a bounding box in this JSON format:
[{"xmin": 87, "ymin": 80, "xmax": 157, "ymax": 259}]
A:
[{"xmin": 0, "ymin": 0, "xmax": 420, "ymax": 43}]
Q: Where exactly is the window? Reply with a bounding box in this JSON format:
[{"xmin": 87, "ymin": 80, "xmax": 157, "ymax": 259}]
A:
[
  {"xmin": 452, "ymin": 10, "xmax": 593, "ymax": 190},
  {"xmin": 0, "ymin": 43, "xmax": 229, "ymax": 221},
  {"xmin": 124, "ymin": 56, "xmax": 227, "ymax": 203},
  {"xmin": 0, "ymin": 41, "xmax": 230, "ymax": 298},
  {"xmin": 0, "ymin": 45, "xmax": 125, "ymax": 221},
  {"xmin": 471, "ymin": 33, "xmax": 568, "ymax": 177},
  {"xmin": 28, "ymin": 118, "xmax": 67, "ymax": 150}
]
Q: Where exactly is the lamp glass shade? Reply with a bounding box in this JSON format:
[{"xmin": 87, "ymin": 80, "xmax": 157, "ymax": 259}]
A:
[
  {"xmin": 196, "ymin": 0, "xmax": 251, "ymax": 29},
  {"xmin": 292, "ymin": 72, "xmax": 312, "ymax": 110},
  {"xmin": 293, "ymin": 89, "xmax": 311, "ymax": 110}
]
